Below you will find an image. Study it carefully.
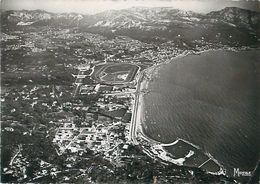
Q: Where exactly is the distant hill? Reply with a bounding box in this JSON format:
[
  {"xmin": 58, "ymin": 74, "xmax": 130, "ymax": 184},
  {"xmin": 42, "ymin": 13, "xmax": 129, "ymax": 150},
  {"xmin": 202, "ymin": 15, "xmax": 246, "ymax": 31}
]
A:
[
  {"xmin": 1, "ymin": 7, "xmax": 259, "ymax": 45},
  {"xmin": 207, "ymin": 7, "xmax": 259, "ymax": 30},
  {"xmin": 0, "ymin": 9, "xmax": 88, "ymax": 28}
]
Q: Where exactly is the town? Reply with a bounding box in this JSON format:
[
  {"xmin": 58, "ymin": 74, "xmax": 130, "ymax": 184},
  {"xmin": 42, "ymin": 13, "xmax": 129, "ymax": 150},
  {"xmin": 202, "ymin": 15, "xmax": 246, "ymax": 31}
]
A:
[{"xmin": 1, "ymin": 7, "xmax": 257, "ymax": 183}]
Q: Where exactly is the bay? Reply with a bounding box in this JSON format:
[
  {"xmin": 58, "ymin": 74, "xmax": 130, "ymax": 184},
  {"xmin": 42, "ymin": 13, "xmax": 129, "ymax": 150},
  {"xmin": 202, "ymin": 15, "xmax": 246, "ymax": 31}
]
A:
[{"xmin": 142, "ymin": 49, "xmax": 260, "ymax": 176}]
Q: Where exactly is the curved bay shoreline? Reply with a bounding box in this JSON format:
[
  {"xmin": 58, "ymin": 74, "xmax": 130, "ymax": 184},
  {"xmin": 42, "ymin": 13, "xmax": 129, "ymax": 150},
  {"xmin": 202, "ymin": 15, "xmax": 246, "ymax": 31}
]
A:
[{"xmin": 133, "ymin": 47, "xmax": 260, "ymax": 178}]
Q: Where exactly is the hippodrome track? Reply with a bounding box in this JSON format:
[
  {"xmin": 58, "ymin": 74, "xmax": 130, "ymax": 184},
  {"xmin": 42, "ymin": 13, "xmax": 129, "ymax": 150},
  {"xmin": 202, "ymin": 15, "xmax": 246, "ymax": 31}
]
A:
[{"xmin": 93, "ymin": 63, "xmax": 140, "ymax": 85}]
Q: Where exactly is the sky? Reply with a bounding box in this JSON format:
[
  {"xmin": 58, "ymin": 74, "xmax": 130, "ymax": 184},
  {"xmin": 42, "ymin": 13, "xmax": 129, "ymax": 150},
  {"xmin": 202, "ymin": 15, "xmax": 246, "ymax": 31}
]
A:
[{"xmin": 1, "ymin": 0, "xmax": 259, "ymax": 14}]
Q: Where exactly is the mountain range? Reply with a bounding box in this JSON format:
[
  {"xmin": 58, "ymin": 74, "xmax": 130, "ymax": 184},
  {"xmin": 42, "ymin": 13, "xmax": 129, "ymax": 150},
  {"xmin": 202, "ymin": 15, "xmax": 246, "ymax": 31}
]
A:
[{"xmin": 1, "ymin": 7, "xmax": 259, "ymax": 45}]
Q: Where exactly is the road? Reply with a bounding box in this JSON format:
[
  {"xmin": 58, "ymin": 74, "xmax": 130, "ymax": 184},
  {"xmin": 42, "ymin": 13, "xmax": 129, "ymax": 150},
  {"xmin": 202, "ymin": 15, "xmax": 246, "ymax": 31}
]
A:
[
  {"xmin": 9, "ymin": 144, "xmax": 22, "ymax": 166},
  {"xmin": 60, "ymin": 128, "xmax": 84, "ymax": 155},
  {"xmin": 103, "ymin": 91, "xmax": 133, "ymax": 96},
  {"xmin": 73, "ymin": 69, "xmax": 87, "ymax": 96},
  {"xmin": 129, "ymin": 71, "xmax": 144, "ymax": 145},
  {"xmin": 129, "ymin": 64, "xmax": 159, "ymax": 145}
]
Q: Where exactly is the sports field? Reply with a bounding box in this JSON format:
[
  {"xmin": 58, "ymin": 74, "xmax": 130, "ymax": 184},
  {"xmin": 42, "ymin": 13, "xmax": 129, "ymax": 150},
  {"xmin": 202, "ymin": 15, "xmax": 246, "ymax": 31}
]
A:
[{"xmin": 92, "ymin": 63, "xmax": 139, "ymax": 84}]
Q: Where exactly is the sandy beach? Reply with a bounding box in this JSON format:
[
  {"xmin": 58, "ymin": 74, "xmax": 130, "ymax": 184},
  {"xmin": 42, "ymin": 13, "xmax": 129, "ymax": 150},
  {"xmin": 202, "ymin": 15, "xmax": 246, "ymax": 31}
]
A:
[{"xmin": 134, "ymin": 65, "xmax": 161, "ymax": 144}]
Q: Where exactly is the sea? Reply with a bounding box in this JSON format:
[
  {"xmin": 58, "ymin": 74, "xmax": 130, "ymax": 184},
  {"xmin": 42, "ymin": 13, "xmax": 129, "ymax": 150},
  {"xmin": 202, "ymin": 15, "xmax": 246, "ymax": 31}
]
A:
[{"xmin": 142, "ymin": 49, "xmax": 260, "ymax": 176}]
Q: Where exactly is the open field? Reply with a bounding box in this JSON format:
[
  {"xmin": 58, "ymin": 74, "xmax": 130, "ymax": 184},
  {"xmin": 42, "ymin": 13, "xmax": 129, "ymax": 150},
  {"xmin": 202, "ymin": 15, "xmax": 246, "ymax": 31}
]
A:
[{"xmin": 92, "ymin": 63, "xmax": 139, "ymax": 84}]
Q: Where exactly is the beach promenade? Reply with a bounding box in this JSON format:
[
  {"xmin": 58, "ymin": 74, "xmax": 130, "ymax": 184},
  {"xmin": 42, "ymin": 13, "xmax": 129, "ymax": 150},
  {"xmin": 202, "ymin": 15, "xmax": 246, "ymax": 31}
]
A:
[
  {"xmin": 129, "ymin": 70, "xmax": 143, "ymax": 145},
  {"xmin": 129, "ymin": 65, "xmax": 159, "ymax": 145}
]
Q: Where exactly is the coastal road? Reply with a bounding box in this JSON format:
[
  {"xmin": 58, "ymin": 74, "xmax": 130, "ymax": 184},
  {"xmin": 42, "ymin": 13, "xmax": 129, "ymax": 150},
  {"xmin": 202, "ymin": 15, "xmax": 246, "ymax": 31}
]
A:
[
  {"xmin": 129, "ymin": 71, "xmax": 144, "ymax": 145},
  {"xmin": 129, "ymin": 65, "xmax": 160, "ymax": 145}
]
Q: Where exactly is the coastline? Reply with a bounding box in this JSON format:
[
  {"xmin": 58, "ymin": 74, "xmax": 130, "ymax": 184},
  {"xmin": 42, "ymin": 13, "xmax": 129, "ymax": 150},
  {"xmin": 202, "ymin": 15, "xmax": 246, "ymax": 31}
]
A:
[
  {"xmin": 134, "ymin": 49, "xmax": 210, "ymax": 143},
  {"xmin": 132, "ymin": 46, "xmax": 260, "ymax": 177},
  {"xmin": 134, "ymin": 46, "xmax": 259, "ymax": 141},
  {"xmin": 132, "ymin": 48, "xmax": 244, "ymax": 175}
]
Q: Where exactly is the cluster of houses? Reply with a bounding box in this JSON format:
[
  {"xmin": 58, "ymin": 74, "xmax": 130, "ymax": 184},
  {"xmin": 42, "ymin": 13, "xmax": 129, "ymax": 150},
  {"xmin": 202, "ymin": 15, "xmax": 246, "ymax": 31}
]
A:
[{"xmin": 52, "ymin": 113, "xmax": 131, "ymax": 163}]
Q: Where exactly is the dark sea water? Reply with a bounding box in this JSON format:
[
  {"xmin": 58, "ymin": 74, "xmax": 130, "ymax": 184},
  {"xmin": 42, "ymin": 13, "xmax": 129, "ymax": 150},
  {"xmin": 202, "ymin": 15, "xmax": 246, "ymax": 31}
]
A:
[{"xmin": 143, "ymin": 50, "xmax": 260, "ymax": 175}]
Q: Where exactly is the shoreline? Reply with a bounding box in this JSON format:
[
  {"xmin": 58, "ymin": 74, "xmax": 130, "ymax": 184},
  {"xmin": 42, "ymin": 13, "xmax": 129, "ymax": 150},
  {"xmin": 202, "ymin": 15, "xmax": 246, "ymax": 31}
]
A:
[
  {"xmin": 134, "ymin": 49, "xmax": 214, "ymax": 144},
  {"xmin": 134, "ymin": 46, "xmax": 258, "ymax": 145},
  {"xmin": 131, "ymin": 47, "xmax": 259, "ymax": 176},
  {"xmin": 132, "ymin": 48, "xmax": 247, "ymax": 175}
]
